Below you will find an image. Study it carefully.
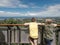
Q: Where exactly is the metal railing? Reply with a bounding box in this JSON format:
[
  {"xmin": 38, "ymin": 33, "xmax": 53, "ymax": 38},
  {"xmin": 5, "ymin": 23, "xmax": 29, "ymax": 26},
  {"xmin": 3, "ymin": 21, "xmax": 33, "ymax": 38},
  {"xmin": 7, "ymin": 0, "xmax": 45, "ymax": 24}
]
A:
[{"xmin": 0, "ymin": 24, "xmax": 60, "ymax": 45}]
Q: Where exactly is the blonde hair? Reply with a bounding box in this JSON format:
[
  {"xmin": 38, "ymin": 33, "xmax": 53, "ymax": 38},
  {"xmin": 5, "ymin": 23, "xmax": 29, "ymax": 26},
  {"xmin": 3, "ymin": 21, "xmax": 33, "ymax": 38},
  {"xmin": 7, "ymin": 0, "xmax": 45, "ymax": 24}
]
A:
[{"xmin": 45, "ymin": 19, "xmax": 53, "ymax": 22}]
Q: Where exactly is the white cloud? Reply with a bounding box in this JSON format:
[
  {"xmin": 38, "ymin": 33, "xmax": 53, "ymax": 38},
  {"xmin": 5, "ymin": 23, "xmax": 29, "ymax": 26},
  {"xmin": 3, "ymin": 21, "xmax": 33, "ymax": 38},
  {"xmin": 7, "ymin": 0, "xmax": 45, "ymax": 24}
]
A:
[
  {"xmin": 25, "ymin": 11, "xmax": 38, "ymax": 16},
  {"xmin": 0, "ymin": 11, "xmax": 27, "ymax": 17},
  {"xmin": 0, "ymin": 0, "xmax": 30, "ymax": 8},
  {"xmin": 39, "ymin": 4, "xmax": 60, "ymax": 17},
  {"xmin": 0, "ymin": 0, "xmax": 40, "ymax": 8},
  {"xmin": 25, "ymin": 4, "xmax": 60, "ymax": 17},
  {"xmin": 0, "ymin": 0, "xmax": 20, "ymax": 8},
  {"xmin": 0, "ymin": 4, "xmax": 60, "ymax": 17},
  {"xmin": 19, "ymin": 4, "xmax": 29, "ymax": 8},
  {"xmin": 0, "ymin": 11, "xmax": 38, "ymax": 17}
]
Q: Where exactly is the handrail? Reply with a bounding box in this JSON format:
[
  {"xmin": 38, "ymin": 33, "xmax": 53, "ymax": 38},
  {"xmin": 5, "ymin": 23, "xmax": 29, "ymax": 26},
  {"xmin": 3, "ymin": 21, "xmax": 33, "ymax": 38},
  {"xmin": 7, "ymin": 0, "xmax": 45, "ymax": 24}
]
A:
[
  {"xmin": 0, "ymin": 24, "xmax": 24, "ymax": 26},
  {"xmin": 57, "ymin": 24, "xmax": 60, "ymax": 27},
  {"xmin": 0, "ymin": 24, "xmax": 60, "ymax": 26}
]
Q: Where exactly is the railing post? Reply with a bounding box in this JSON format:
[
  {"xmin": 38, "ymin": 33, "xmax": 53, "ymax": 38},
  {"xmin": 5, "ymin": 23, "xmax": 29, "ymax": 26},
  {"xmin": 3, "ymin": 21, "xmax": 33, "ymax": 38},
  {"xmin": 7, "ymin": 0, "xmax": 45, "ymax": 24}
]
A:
[
  {"xmin": 58, "ymin": 28, "xmax": 60, "ymax": 45},
  {"xmin": 7, "ymin": 26, "xmax": 12, "ymax": 45},
  {"xmin": 7, "ymin": 28, "xmax": 9, "ymax": 44},
  {"xmin": 14, "ymin": 28, "xmax": 16, "ymax": 43},
  {"xmin": 41, "ymin": 26, "xmax": 45, "ymax": 45},
  {"xmin": 58, "ymin": 31, "xmax": 60, "ymax": 45},
  {"xmin": 16, "ymin": 26, "xmax": 21, "ymax": 45}
]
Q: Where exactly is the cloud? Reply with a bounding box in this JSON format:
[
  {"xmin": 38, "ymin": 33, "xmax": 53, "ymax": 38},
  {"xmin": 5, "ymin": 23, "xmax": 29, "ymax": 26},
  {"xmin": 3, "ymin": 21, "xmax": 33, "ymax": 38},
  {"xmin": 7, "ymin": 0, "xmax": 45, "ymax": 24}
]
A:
[
  {"xmin": 0, "ymin": 4, "xmax": 60, "ymax": 17},
  {"xmin": 25, "ymin": 4, "xmax": 60, "ymax": 17},
  {"xmin": 0, "ymin": 0, "xmax": 30, "ymax": 8},
  {"xmin": 39, "ymin": 4, "xmax": 60, "ymax": 17},
  {"xmin": 0, "ymin": 0, "xmax": 40, "ymax": 8},
  {"xmin": 0, "ymin": 11, "xmax": 27, "ymax": 17},
  {"xmin": 19, "ymin": 4, "xmax": 29, "ymax": 8},
  {"xmin": 0, "ymin": 11, "xmax": 38, "ymax": 17},
  {"xmin": 0, "ymin": 0, "xmax": 20, "ymax": 8}
]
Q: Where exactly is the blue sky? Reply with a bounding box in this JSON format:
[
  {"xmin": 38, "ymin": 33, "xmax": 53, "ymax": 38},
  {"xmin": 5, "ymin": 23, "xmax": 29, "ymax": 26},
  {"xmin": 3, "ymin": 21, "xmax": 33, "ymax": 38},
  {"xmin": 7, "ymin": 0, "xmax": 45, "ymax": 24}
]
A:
[{"xmin": 0, "ymin": 0, "xmax": 60, "ymax": 17}]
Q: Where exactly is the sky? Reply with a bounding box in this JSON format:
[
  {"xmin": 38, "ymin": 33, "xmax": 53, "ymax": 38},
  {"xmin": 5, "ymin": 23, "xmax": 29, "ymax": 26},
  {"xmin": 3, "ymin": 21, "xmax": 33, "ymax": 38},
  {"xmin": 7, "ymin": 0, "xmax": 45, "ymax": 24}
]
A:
[{"xmin": 0, "ymin": 0, "xmax": 60, "ymax": 17}]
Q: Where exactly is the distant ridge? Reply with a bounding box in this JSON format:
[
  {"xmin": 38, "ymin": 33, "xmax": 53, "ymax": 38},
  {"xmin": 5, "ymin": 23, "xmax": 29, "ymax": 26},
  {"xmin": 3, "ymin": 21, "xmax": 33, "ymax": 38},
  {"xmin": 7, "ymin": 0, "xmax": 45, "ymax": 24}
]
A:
[
  {"xmin": 0, "ymin": 16, "xmax": 60, "ymax": 20},
  {"xmin": 0, "ymin": 16, "xmax": 31, "ymax": 19}
]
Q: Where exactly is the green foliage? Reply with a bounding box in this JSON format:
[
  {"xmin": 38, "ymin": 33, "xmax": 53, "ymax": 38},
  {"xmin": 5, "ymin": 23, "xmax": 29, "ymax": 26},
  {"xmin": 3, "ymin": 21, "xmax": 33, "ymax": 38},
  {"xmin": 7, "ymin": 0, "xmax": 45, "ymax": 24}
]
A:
[
  {"xmin": 3, "ymin": 18, "xmax": 24, "ymax": 24},
  {"xmin": 0, "ymin": 17, "xmax": 60, "ymax": 24},
  {"xmin": 4, "ymin": 18, "xmax": 17, "ymax": 24}
]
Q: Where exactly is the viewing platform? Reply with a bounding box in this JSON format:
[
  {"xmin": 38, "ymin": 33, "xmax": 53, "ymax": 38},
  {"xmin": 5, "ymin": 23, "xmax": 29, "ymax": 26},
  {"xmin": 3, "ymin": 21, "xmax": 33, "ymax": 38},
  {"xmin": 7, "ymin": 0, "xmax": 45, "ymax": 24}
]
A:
[{"xmin": 0, "ymin": 24, "xmax": 60, "ymax": 45}]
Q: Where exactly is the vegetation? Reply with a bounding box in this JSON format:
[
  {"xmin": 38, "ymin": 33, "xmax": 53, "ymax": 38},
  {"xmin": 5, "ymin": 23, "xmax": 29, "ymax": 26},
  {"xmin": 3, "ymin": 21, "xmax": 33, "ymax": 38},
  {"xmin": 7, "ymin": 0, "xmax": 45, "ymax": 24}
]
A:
[{"xmin": 0, "ymin": 17, "xmax": 60, "ymax": 24}]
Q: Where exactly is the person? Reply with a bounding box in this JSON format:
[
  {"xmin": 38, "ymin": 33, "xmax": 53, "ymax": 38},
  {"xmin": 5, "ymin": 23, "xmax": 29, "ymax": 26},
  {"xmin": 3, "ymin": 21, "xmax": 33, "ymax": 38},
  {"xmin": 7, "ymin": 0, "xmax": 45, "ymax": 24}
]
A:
[
  {"xmin": 24, "ymin": 17, "xmax": 42, "ymax": 45},
  {"xmin": 43, "ymin": 19, "xmax": 57, "ymax": 45}
]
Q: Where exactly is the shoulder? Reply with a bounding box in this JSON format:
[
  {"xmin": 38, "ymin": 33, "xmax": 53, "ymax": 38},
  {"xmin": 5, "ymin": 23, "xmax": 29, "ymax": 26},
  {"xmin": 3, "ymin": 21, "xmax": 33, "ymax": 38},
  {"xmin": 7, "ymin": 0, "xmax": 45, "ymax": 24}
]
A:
[
  {"xmin": 51, "ymin": 23, "xmax": 57, "ymax": 27},
  {"xmin": 24, "ymin": 23, "xmax": 30, "ymax": 25}
]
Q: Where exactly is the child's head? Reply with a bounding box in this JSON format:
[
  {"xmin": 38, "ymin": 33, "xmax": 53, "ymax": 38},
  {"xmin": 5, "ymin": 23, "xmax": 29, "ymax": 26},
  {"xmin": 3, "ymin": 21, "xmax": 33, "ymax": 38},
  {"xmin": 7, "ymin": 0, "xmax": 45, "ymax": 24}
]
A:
[
  {"xmin": 31, "ymin": 17, "xmax": 36, "ymax": 22},
  {"xmin": 45, "ymin": 19, "xmax": 53, "ymax": 24}
]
